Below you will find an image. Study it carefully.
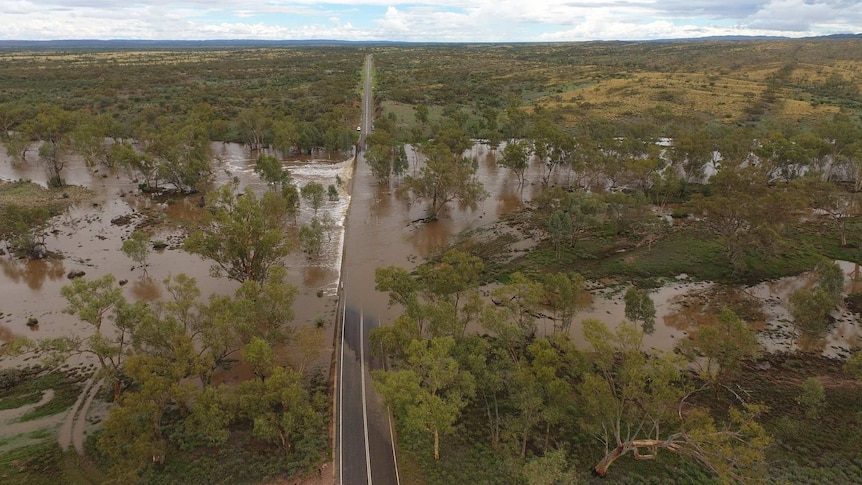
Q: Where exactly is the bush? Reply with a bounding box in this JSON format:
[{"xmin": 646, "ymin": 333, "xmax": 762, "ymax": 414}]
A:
[{"xmin": 797, "ymin": 377, "xmax": 826, "ymax": 419}]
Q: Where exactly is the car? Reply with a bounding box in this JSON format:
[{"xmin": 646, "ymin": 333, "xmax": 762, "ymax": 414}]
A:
[{"xmin": 356, "ymin": 126, "xmax": 361, "ymax": 131}]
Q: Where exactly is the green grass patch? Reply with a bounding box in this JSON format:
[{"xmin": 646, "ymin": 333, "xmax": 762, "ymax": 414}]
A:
[
  {"xmin": 0, "ymin": 369, "xmax": 86, "ymax": 423},
  {"xmin": 0, "ymin": 441, "xmax": 64, "ymax": 485},
  {"xmin": 0, "ymin": 391, "xmax": 43, "ymax": 411},
  {"xmin": 14, "ymin": 374, "xmax": 84, "ymax": 423}
]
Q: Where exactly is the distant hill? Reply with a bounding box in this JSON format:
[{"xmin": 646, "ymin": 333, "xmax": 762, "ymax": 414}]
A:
[
  {"xmin": 0, "ymin": 34, "xmax": 859, "ymax": 50},
  {"xmin": 0, "ymin": 39, "xmax": 407, "ymax": 49}
]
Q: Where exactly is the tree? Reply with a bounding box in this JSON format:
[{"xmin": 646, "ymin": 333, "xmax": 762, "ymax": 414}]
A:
[
  {"xmin": 677, "ymin": 309, "xmax": 760, "ymax": 387},
  {"xmin": 491, "ymin": 272, "xmax": 544, "ymax": 340},
  {"xmin": 414, "ymin": 104, "xmax": 429, "ymax": 124},
  {"xmin": 373, "ymin": 337, "xmax": 475, "ymax": 460},
  {"xmin": 2, "ymin": 131, "xmax": 31, "ymax": 164},
  {"xmin": 145, "ymin": 118, "xmax": 213, "ymax": 193},
  {"xmin": 121, "ymin": 230, "xmax": 151, "ymax": 274},
  {"xmin": 70, "ymin": 113, "xmax": 110, "ymax": 167},
  {"xmin": 789, "ymin": 288, "xmax": 834, "ymax": 339},
  {"xmin": 300, "ymin": 181, "xmax": 326, "ymax": 214},
  {"xmin": 60, "ymin": 275, "xmax": 140, "ymax": 399},
  {"xmin": 0, "ymin": 204, "xmax": 51, "ymax": 258},
  {"xmin": 282, "ymin": 183, "xmax": 301, "ymax": 221},
  {"xmin": 624, "ymin": 287, "xmax": 657, "ymax": 334},
  {"xmin": 327, "ymin": 184, "xmax": 339, "ymax": 201},
  {"xmin": 254, "ymin": 153, "xmax": 292, "ymax": 189},
  {"xmin": 30, "ymin": 106, "xmax": 75, "ymax": 187},
  {"xmin": 235, "ymin": 365, "xmax": 322, "ymax": 460},
  {"xmin": 402, "ymin": 141, "xmax": 487, "ymax": 220},
  {"xmin": 452, "ymin": 336, "xmax": 512, "ymax": 449},
  {"xmin": 184, "ymin": 183, "xmax": 294, "ymax": 282},
  {"xmin": 393, "ymin": 145, "xmax": 409, "ymax": 177},
  {"xmin": 547, "ymin": 210, "xmax": 571, "ymax": 260},
  {"xmin": 511, "ymin": 339, "xmax": 574, "ymax": 457},
  {"xmin": 796, "ymin": 377, "xmax": 826, "ymax": 419},
  {"xmin": 536, "ymin": 188, "xmax": 605, "ymax": 248},
  {"xmin": 687, "ymin": 165, "xmax": 801, "ymax": 269},
  {"xmin": 797, "ymin": 177, "xmax": 856, "ymax": 247},
  {"xmin": 788, "ymin": 260, "xmax": 844, "ymax": 339},
  {"xmin": 523, "ymin": 448, "xmax": 578, "ymax": 485},
  {"xmin": 236, "ymin": 108, "xmax": 271, "ymax": 151},
  {"xmin": 580, "ymin": 319, "xmax": 771, "ymax": 481},
  {"xmin": 500, "ymin": 140, "xmax": 531, "ymax": 187},
  {"xmin": 299, "ymin": 216, "xmax": 325, "ymax": 258},
  {"xmin": 374, "ymin": 249, "xmax": 485, "ymax": 342},
  {"xmin": 542, "ymin": 272, "xmax": 585, "ymax": 334},
  {"xmin": 98, "ymin": 334, "xmax": 210, "ymax": 473},
  {"xmin": 366, "ymin": 143, "xmax": 394, "ymax": 183}
]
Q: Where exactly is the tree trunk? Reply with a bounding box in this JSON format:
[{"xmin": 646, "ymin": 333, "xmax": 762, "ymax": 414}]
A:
[
  {"xmin": 594, "ymin": 439, "xmax": 679, "ymax": 476},
  {"xmin": 433, "ymin": 429, "xmax": 440, "ymax": 460},
  {"xmin": 594, "ymin": 444, "xmax": 627, "ymax": 476}
]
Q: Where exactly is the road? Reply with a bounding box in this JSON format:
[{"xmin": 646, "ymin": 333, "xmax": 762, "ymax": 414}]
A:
[
  {"xmin": 358, "ymin": 54, "xmax": 373, "ymax": 150},
  {"xmin": 335, "ymin": 54, "xmax": 400, "ymax": 485}
]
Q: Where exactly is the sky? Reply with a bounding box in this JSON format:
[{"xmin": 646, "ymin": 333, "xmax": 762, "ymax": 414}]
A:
[{"xmin": 0, "ymin": 0, "xmax": 860, "ymax": 42}]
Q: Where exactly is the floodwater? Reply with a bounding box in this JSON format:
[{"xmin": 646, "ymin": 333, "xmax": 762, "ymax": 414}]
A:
[
  {"xmin": 2, "ymin": 139, "xmax": 862, "ymax": 447},
  {"xmin": 0, "ymin": 142, "xmax": 350, "ymax": 369},
  {"xmin": 3, "ymin": 141, "xmax": 861, "ymax": 360},
  {"xmin": 342, "ymin": 141, "xmax": 862, "ymax": 359}
]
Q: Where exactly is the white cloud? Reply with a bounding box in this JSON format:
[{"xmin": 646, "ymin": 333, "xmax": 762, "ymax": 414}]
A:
[{"xmin": 0, "ymin": 0, "xmax": 859, "ymax": 41}]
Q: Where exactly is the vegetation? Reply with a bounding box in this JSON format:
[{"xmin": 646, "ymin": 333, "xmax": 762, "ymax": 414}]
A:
[
  {"xmin": 3, "ymin": 37, "xmax": 862, "ymax": 484},
  {"xmin": 183, "ymin": 183, "xmax": 295, "ymax": 282}
]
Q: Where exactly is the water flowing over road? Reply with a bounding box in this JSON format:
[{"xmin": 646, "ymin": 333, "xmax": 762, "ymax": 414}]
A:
[{"xmin": 336, "ymin": 54, "xmax": 401, "ymax": 485}]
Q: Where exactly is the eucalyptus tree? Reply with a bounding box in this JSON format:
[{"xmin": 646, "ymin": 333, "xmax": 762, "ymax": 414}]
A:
[
  {"xmin": 30, "ymin": 105, "xmax": 75, "ymax": 186},
  {"xmin": 402, "ymin": 140, "xmax": 487, "ymax": 220},
  {"xmin": 580, "ymin": 319, "xmax": 771, "ymax": 481},
  {"xmin": 144, "ymin": 117, "xmax": 213, "ymax": 193},
  {"xmin": 499, "ymin": 139, "xmax": 531, "ymax": 187},
  {"xmin": 184, "ymin": 183, "xmax": 294, "ymax": 283},
  {"xmin": 373, "ymin": 337, "xmax": 475, "ymax": 461},
  {"xmin": 687, "ymin": 164, "xmax": 802, "ymax": 269}
]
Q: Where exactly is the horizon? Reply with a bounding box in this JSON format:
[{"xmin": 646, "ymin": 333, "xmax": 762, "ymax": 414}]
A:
[{"xmin": 2, "ymin": 1, "xmax": 862, "ymax": 43}]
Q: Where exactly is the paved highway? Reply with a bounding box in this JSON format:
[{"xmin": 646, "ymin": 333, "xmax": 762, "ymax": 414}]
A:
[{"xmin": 335, "ymin": 54, "xmax": 400, "ymax": 485}]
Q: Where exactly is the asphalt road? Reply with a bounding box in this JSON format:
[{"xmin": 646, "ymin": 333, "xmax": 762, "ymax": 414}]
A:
[{"xmin": 335, "ymin": 54, "xmax": 400, "ymax": 485}]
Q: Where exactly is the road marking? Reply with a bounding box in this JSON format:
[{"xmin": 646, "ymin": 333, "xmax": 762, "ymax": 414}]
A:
[
  {"xmin": 338, "ymin": 293, "xmax": 346, "ymax": 485},
  {"xmin": 360, "ymin": 307, "xmax": 373, "ymax": 485},
  {"xmin": 387, "ymin": 407, "xmax": 402, "ymax": 485}
]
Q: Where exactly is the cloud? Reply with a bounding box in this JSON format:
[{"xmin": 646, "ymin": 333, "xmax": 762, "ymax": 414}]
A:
[{"xmin": 0, "ymin": 0, "xmax": 859, "ymax": 41}]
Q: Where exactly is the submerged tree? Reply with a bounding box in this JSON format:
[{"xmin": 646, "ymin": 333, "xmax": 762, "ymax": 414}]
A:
[
  {"xmin": 121, "ymin": 230, "xmax": 151, "ymax": 274},
  {"xmin": 624, "ymin": 287, "xmax": 656, "ymax": 334},
  {"xmin": 677, "ymin": 309, "xmax": 760, "ymax": 387},
  {"xmin": 402, "ymin": 140, "xmax": 487, "ymax": 220},
  {"xmin": 184, "ymin": 183, "xmax": 294, "ymax": 282},
  {"xmin": 0, "ymin": 204, "xmax": 51, "ymax": 258}
]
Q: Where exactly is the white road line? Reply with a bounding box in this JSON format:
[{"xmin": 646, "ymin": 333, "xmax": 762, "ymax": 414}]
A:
[
  {"xmin": 338, "ymin": 292, "xmax": 346, "ymax": 485},
  {"xmin": 360, "ymin": 308, "xmax": 373, "ymax": 485},
  {"xmin": 387, "ymin": 407, "xmax": 402, "ymax": 485}
]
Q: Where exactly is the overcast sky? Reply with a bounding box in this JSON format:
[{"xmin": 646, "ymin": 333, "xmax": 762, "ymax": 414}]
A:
[{"xmin": 1, "ymin": 0, "xmax": 860, "ymax": 42}]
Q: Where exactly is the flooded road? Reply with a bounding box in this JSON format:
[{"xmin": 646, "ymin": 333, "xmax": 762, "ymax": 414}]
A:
[
  {"xmin": 3, "ymin": 141, "xmax": 861, "ymax": 364},
  {"xmin": 2, "ymin": 137, "xmax": 862, "ymax": 455}
]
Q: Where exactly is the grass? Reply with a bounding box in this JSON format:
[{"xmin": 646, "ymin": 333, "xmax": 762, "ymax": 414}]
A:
[
  {"xmin": 0, "ymin": 181, "xmax": 93, "ymax": 211},
  {"xmin": 0, "ymin": 391, "xmax": 43, "ymax": 411},
  {"xmin": 10, "ymin": 373, "xmax": 85, "ymax": 423},
  {"xmin": 0, "ymin": 369, "xmax": 85, "ymax": 423}
]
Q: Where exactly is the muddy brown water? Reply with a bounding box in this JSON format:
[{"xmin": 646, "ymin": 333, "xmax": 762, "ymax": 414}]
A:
[
  {"xmin": 2, "ymin": 140, "xmax": 862, "ymax": 445},
  {"xmin": 2, "ymin": 141, "xmax": 860, "ymax": 359}
]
